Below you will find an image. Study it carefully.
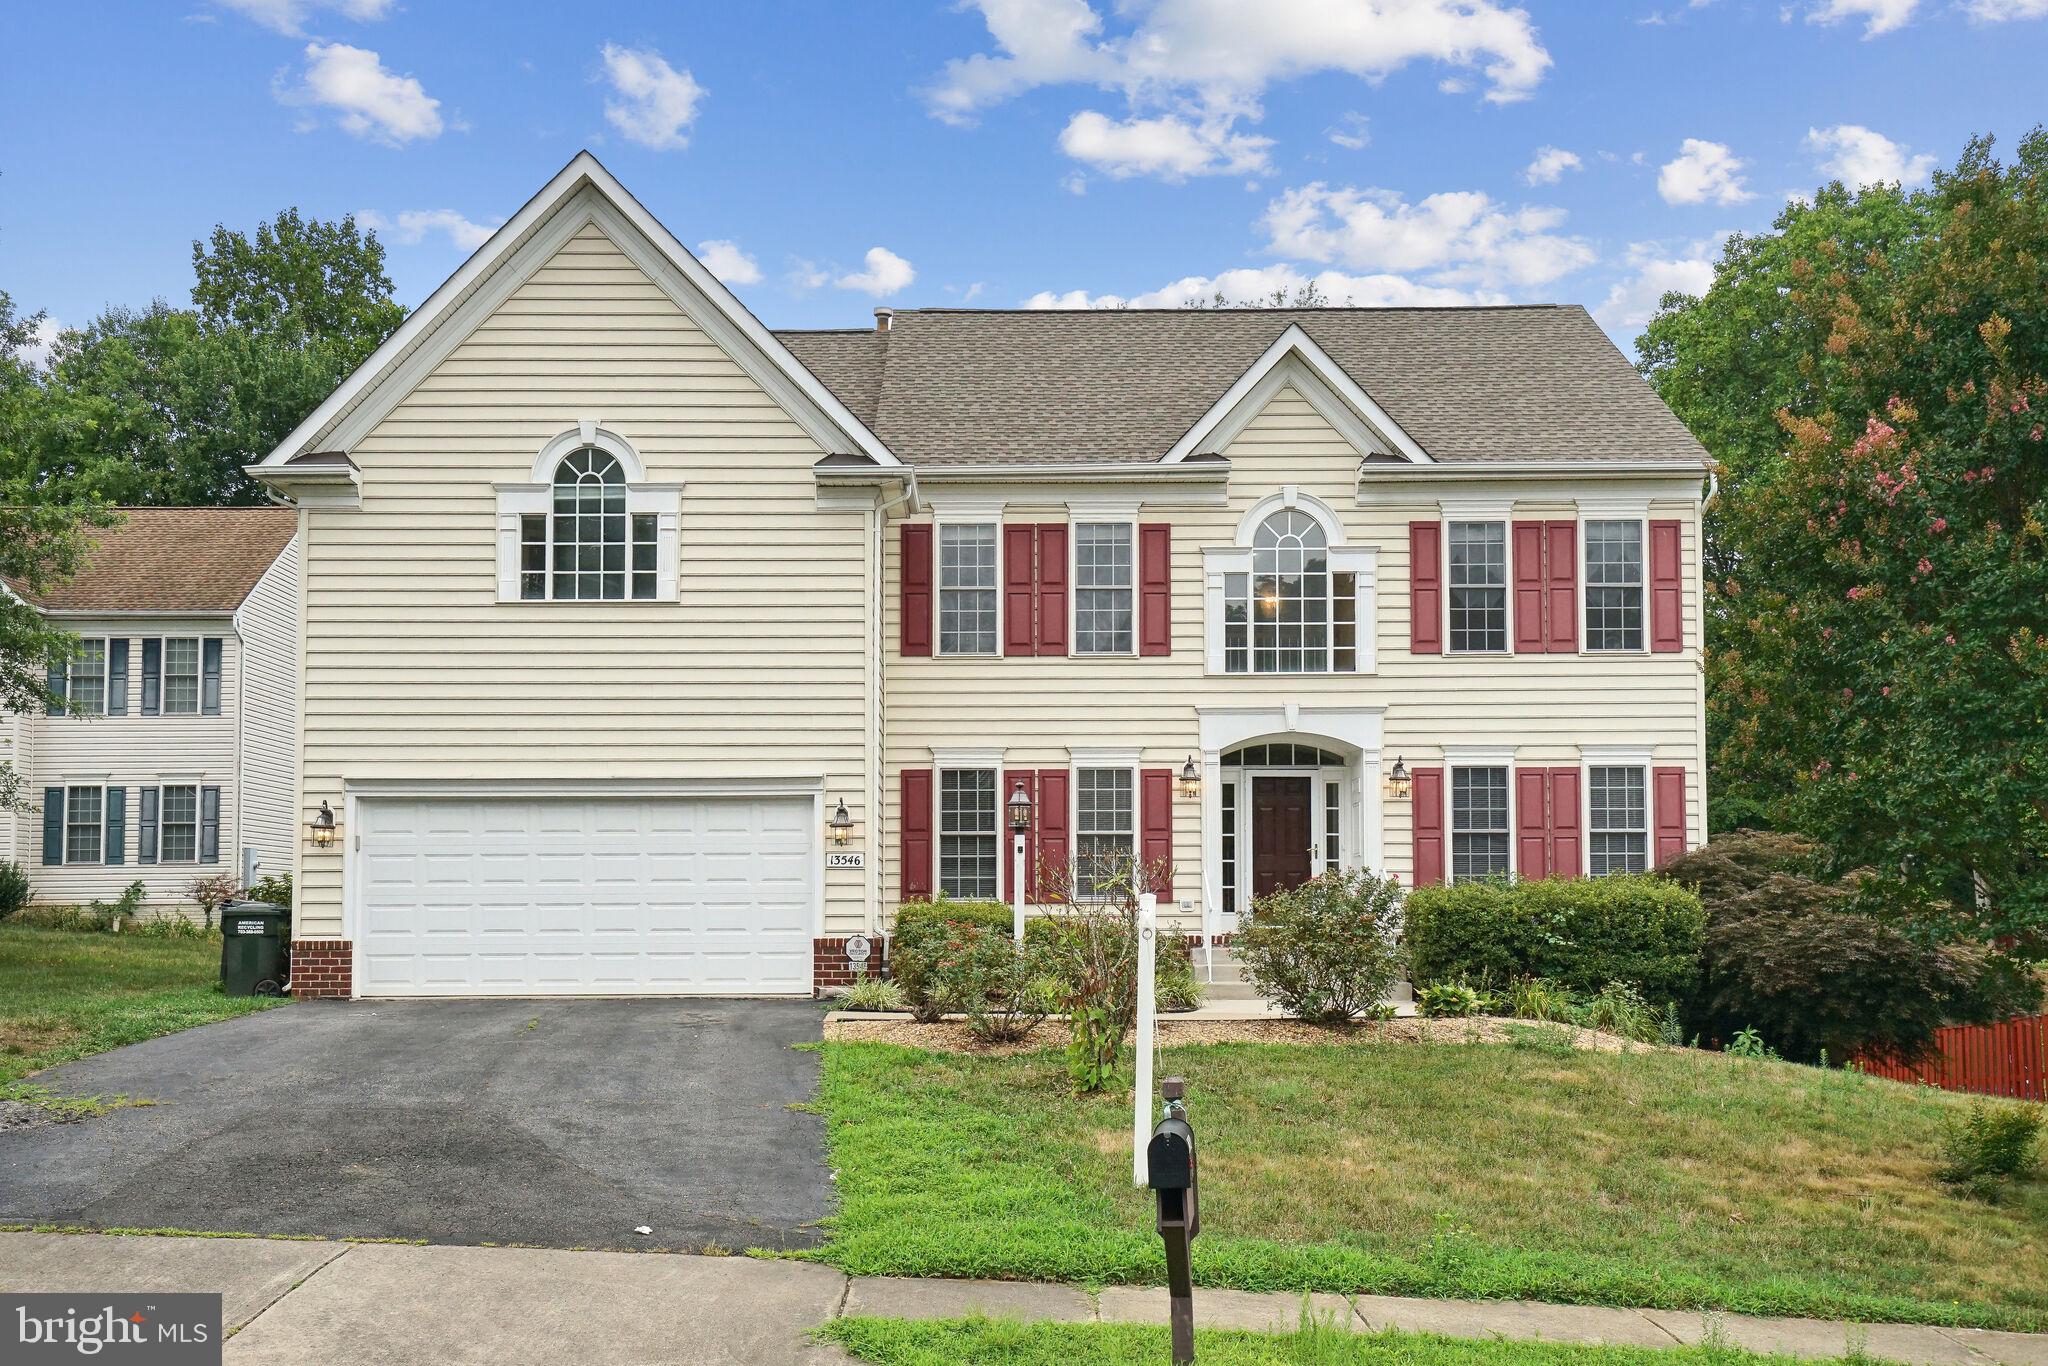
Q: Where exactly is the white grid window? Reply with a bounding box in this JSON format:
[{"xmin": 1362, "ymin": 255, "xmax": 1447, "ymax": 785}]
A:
[
  {"xmin": 1224, "ymin": 511, "xmax": 1358, "ymax": 673},
  {"xmin": 67, "ymin": 639, "xmax": 107, "ymax": 715},
  {"xmin": 523, "ymin": 448, "xmax": 657, "ymax": 602},
  {"xmin": 938, "ymin": 768, "xmax": 998, "ymax": 898},
  {"xmin": 1448, "ymin": 522, "xmax": 1507, "ymax": 653},
  {"xmin": 1588, "ymin": 766, "xmax": 1649, "ymax": 876},
  {"xmin": 1073, "ymin": 523, "xmax": 1134, "ymax": 655},
  {"xmin": 938, "ymin": 525, "xmax": 998, "ymax": 656},
  {"xmin": 65, "ymin": 785, "xmax": 104, "ymax": 864},
  {"xmin": 163, "ymin": 638, "xmax": 201, "ymax": 715},
  {"xmin": 161, "ymin": 784, "xmax": 200, "ymax": 864},
  {"xmin": 1450, "ymin": 767, "xmax": 1510, "ymax": 881},
  {"xmin": 1585, "ymin": 520, "xmax": 1645, "ymax": 652},
  {"xmin": 1220, "ymin": 780, "xmax": 1238, "ymax": 914},
  {"xmin": 1076, "ymin": 768, "xmax": 1135, "ymax": 898},
  {"xmin": 1324, "ymin": 781, "xmax": 1342, "ymax": 872}
]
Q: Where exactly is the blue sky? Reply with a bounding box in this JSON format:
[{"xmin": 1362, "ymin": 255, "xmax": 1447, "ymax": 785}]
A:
[{"xmin": 6, "ymin": 0, "xmax": 2046, "ymax": 361}]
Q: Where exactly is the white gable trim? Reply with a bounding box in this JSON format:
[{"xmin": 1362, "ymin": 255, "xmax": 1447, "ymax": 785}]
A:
[
  {"xmin": 1161, "ymin": 324, "xmax": 1433, "ymax": 466},
  {"xmin": 256, "ymin": 151, "xmax": 898, "ymax": 470}
]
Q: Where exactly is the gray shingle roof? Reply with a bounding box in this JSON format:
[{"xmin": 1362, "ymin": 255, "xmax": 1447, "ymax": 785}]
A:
[
  {"xmin": 4, "ymin": 507, "xmax": 298, "ymax": 613},
  {"xmin": 775, "ymin": 305, "xmax": 1707, "ymax": 469}
]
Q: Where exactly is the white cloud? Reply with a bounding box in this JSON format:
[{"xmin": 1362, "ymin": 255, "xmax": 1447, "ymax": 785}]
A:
[
  {"xmin": 836, "ymin": 247, "xmax": 916, "ymax": 297},
  {"xmin": 12, "ymin": 315, "xmax": 62, "ymax": 371},
  {"xmin": 1326, "ymin": 112, "xmax": 1370, "ymax": 150},
  {"xmin": 1805, "ymin": 0, "xmax": 1918, "ymax": 36},
  {"xmin": 277, "ymin": 42, "xmax": 442, "ymax": 145},
  {"xmin": 1261, "ymin": 182, "xmax": 1595, "ymax": 290},
  {"xmin": 1805, "ymin": 124, "xmax": 1936, "ymax": 187},
  {"xmin": 358, "ymin": 208, "xmax": 496, "ymax": 252},
  {"xmin": 1657, "ymin": 138, "xmax": 1753, "ymax": 205},
  {"xmin": 599, "ymin": 44, "xmax": 704, "ymax": 151},
  {"xmin": 214, "ymin": 0, "xmax": 392, "ymax": 35},
  {"xmin": 1596, "ymin": 243, "xmax": 1717, "ymax": 332},
  {"xmin": 1964, "ymin": 0, "xmax": 2048, "ymax": 15},
  {"xmin": 927, "ymin": 0, "xmax": 1552, "ymax": 182},
  {"xmin": 1058, "ymin": 110, "xmax": 1272, "ymax": 179},
  {"xmin": 696, "ymin": 239, "xmax": 761, "ymax": 285},
  {"xmin": 1025, "ymin": 262, "xmax": 1498, "ymax": 311},
  {"xmin": 1523, "ymin": 146, "xmax": 1582, "ymax": 185}
]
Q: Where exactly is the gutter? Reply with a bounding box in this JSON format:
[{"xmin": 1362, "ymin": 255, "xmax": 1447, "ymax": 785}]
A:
[
  {"xmin": 1356, "ymin": 459, "xmax": 1712, "ymax": 480},
  {"xmin": 818, "ymin": 460, "xmax": 1229, "ymax": 486},
  {"xmin": 865, "ymin": 471, "xmax": 918, "ymax": 949}
]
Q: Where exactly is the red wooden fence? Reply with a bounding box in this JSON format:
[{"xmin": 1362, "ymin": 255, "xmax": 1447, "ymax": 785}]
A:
[{"xmin": 1852, "ymin": 1014, "xmax": 2047, "ymax": 1101}]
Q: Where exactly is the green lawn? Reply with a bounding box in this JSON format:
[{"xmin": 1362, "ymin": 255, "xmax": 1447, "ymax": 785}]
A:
[
  {"xmin": 0, "ymin": 925, "xmax": 282, "ymax": 1087},
  {"xmin": 822, "ymin": 1318, "xmax": 1861, "ymax": 1366},
  {"xmin": 815, "ymin": 1038, "xmax": 2048, "ymax": 1331}
]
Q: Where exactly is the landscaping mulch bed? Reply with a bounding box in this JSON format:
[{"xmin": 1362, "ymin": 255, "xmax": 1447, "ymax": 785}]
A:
[{"xmin": 822, "ymin": 1013, "xmax": 1648, "ymax": 1054}]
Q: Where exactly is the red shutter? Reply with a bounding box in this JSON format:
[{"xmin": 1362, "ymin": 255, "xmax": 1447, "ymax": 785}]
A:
[
  {"xmin": 1547, "ymin": 766, "xmax": 1582, "ymax": 879},
  {"xmin": 1036, "ymin": 768, "xmax": 1071, "ymax": 902},
  {"xmin": 900, "ymin": 768, "xmax": 933, "ymax": 898},
  {"xmin": 1036, "ymin": 524, "xmax": 1068, "ymax": 656},
  {"xmin": 1516, "ymin": 767, "xmax": 1551, "ymax": 878},
  {"xmin": 1545, "ymin": 521, "xmax": 1578, "ymax": 653},
  {"xmin": 900, "ymin": 524, "xmax": 933, "ymax": 658},
  {"xmin": 1140, "ymin": 767, "xmax": 1174, "ymax": 896},
  {"xmin": 1512, "ymin": 521, "xmax": 1547, "ymax": 654},
  {"xmin": 1003, "ymin": 524, "xmax": 1037, "ymax": 656},
  {"xmin": 1409, "ymin": 522, "xmax": 1442, "ymax": 654},
  {"xmin": 1412, "ymin": 766, "xmax": 1445, "ymax": 886},
  {"xmin": 1650, "ymin": 519, "xmax": 1683, "ymax": 652},
  {"xmin": 1139, "ymin": 524, "xmax": 1172, "ymax": 657},
  {"xmin": 1003, "ymin": 769, "xmax": 1038, "ymax": 900},
  {"xmin": 1653, "ymin": 766, "xmax": 1688, "ymax": 866}
]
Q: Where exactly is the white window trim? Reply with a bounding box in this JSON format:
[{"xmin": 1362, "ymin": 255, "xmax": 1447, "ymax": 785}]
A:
[
  {"xmin": 1071, "ymin": 757, "xmax": 1140, "ymax": 901},
  {"xmin": 495, "ymin": 424, "xmax": 681, "ymax": 604},
  {"xmin": 1068, "ymin": 513, "xmax": 1138, "ymax": 658},
  {"xmin": 64, "ymin": 781, "xmax": 108, "ymax": 866},
  {"xmin": 66, "ymin": 637, "xmax": 109, "ymax": 717},
  {"xmin": 1580, "ymin": 745, "xmax": 1654, "ymax": 879},
  {"xmin": 1205, "ymin": 489, "xmax": 1376, "ymax": 676},
  {"xmin": 1440, "ymin": 511, "xmax": 1513, "ymax": 657},
  {"xmin": 158, "ymin": 636, "xmax": 203, "ymax": 716},
  {"xmin": 933, "ymin": 752, "xmax": 1003, "ymax": 901},
  {"xmin": 1577, "ymin": 502, "xmax": 1651, "ymax": 656},
  {"xmin": 930, "ymin": 501, "xmax": 1006, "ymax": 659},
  {"xmin": 1443, "ymin": 745, "xmax": 1516, "ymax": 884},
  {"xmin": 156, "ymin": 781, "xmax": 203, "ymax": 865}
]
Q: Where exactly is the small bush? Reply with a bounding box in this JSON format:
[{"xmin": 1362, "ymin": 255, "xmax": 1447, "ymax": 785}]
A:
[
  {"xmin": 1573, "ymin": 981, "xmax": 1667, "ymax": 1044},
  {"xmin": 929, "ymin": 925, "xmax": 1054, "ymax": 1044},
  {"xmin": 1418, "ymin": 980, "xmax": 1484, "ymax": 1018},
  {"xmin": 1404, "ymin": 874, "xmax": 1705, "ymax": 1003},
  {"xmin": 890, "ymin": 896, "xmax": 1016, "ymax": 1022},
  {"xmin": 0, "ymin": 859, "xmax": 29, "ymax": 918},
  {"xmin": 838, "ymin": 974, "xmax": 907, "ymax": 1012},
  {"xmin": 185, "ymin": 872, "xmax": 240, "ymax": 930},
  {"xmin": 1506, "ymin": 976, "xmax": 1576, "ymax": 1022},
  {"xmin": 1237, "ymin": 868, "xmax": 1406, "ymax": 1025},
  {"xmin": 1937, "ymin": 1102, "xmax": 2042, "ymax": 1198},
  {"xmin": 1726, "ymin": 1026, "xmax": 1778, "ymax": 1060},
  {"xmin": 247, "ymin": 872, "xmax": 294, "ymax": 911}
]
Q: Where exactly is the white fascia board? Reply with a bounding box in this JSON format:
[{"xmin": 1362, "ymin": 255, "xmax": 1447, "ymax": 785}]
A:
[
  {"xmin": 1162, "ymin": 323, "xmax": 1433, "ymax": 465},
  {"xmin": 257, "ymin": 151, "xmax": 898, "ymax": 469}
]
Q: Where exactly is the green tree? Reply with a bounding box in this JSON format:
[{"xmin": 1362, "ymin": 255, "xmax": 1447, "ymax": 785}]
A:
[{"xmin": 1647, "ymin": 132, "xmax": 2048, "ymax": 947}]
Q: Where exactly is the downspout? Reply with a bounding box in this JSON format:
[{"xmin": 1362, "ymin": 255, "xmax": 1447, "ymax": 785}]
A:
[{"xmin": 869, "ymin": 471, "xmax": 918, "ymax": 952}]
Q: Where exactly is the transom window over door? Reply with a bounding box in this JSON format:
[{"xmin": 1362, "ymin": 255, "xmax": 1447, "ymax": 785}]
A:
[
  {"xmin": 1223, "ymin": 509, "xmax": 1360, "ymax": 673},
  {"xmin": 1450, "ymin": 766, "xmax": 1510, "ymax": 880},
  {"xmin": 1588, "ymin": 766, "xmax": 1649, "ymax": 875},
  {"xmin": 520, "ymin": 448, "xmax": 657, "ymax": 601},
  {"xmin": 1448, "ymin": 522, "xmax": 1507, "ymax": 652},
  {"xmin": 1075, "ymin": 767, "xmax": 1135, "ymax": 897},
  {"xmin": 1073, "ymin": 523, "xmax": 1134, "ymax": 655},
  {"xmin": 1584, "ymin": 520, "xmax": 1645, "ymax": 651},
  {"xmin": 938, "ymin": 768, "xmax": 998, "ymax": 897},
  {"xmin": 938, "ymin": 524, "xmax": 998, "ymax": 655}
]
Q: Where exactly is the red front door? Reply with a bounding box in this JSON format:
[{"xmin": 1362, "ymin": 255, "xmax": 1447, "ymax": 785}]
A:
[{"xmin": 1251, "ymin": 776, "xmax": 1314, "ymax": 898}]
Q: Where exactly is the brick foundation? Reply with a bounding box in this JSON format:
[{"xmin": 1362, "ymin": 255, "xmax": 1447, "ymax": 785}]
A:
[
  {"xmin": 813, "ymin": 935, "xmax": 888, "ymax": 996},
  {"xmin": 289, "ymin": 939, "xmax": 353, "ymax": 998}
]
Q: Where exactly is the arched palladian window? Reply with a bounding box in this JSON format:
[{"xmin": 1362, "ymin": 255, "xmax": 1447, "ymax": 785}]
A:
[
  {"xmin": 1224, "ymin": 507, "xmax": 1359, "ymax": 673},
  {"xmin": 495, "ymin": 425, "xmax": 680, "ymax": 604}
]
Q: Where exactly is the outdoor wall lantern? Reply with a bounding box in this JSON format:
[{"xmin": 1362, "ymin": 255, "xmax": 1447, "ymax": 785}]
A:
[
  {"xmin": 307, "ymin": 800, "xmax": 339, "ymax": 850},
  {"xmin": 1179, "ymin": 755, "xmax": 1201, "ymax": 799},
  {"xmin": 829, "ymin": 797, "xmax": 854, "ymax": 846},
  {"xmin": 1385, "ymin": 757, "xmax": 1412, "ymax": 800},
  {"xmin": 1007, "ymin": 780, "xmax": 1034, "ymax": 834}
]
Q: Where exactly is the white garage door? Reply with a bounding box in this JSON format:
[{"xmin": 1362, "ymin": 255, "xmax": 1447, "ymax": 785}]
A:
[{"xmin": 354, "ymin": 795, "xmax": 815, "ymax": 997}]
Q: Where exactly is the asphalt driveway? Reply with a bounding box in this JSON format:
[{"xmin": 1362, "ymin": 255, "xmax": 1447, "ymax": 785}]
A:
[{"xmin": 0, "ymin": 999, "xmax": 831, "ymax": 1251}]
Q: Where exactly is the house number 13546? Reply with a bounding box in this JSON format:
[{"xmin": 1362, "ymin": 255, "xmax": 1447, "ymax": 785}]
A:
[{"xmin": 825, "ymin": 850, "xmax": 865, "ymax": 870}]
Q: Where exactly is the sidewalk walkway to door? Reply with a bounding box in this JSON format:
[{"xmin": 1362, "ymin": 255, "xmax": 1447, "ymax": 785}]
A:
[{"xmin": 4, "ymin": 1230, "xmax": 2046, "ymax": 1366}]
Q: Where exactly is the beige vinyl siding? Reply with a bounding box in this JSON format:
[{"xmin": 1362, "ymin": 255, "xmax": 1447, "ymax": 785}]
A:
[
  {"xmin": 293, "ymin": 220, "xmax": 870, "ymax": 940},
  {"xmin": 0, "ymin": 706, "xmax": 28, "ymax": 868},
  {"xmin": 23, "ymin": 614, "xmax": 243, "ymax": 911},
  {"xmin": 233, "ymin": 533, "xmax": 301, "ymax": 887},
  {"xmin": 882, "ymin": 386, "xmax": 1706, "ymax": 926}
]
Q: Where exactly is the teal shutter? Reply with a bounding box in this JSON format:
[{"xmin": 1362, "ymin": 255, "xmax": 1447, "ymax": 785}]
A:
[
  {"xmin": 42, "ymin": 789, "xmax": 65, "ymax": 865},
  {"xmin": 141, "ymin": 639, "xmax": 161, "ymax": 715},
  {"xmin": 105, "ymin": 788, "xmax": 127, "ymax": 866},
  {"xmin": 45, "ymin": 658, "xmax": 66, "ymax": 715},
  {"xmin": 201, "ymin": 638, "xmax": 223, "ymax": 715},
  {"xmin": 138, "ymin": 787, "xmax": 159, "ymax": 865},
  {"xmin": 200, "ymin": 787, "xmax": 221, "ymax": 863},
  {"xmin": 107, "ymin": 639, "xmax": 130, "ymax": 715}
]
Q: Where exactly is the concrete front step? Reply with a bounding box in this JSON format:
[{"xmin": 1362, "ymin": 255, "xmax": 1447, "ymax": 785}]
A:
[{"xmin": 1193, "ymin": 949, "xmax": 1414, "ymax": 1010}]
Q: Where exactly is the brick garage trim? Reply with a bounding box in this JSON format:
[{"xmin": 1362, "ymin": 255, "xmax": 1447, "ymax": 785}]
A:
[
  {"xmin": 289, "ymin": 939, "xmax": 352, "ymax": 998},
  {"xmin": 814, "ymin": 935, "xmax": 887, "ymax": 997}
]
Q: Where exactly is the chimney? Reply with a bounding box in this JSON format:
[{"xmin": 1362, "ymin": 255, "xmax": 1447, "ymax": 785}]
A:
[{"xmin": 874, "ymin": 307, "xmax": 894, "ymax": 334}]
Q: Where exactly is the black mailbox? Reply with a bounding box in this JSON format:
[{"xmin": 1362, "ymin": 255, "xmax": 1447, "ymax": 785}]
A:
[{"xmin": 1146, "ymin": 1077, "xmax": 1200, "ymax": 1365}]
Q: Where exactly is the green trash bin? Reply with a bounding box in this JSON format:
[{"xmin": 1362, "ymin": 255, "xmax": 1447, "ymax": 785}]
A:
[{"xmin": 220, "ymin": 901, "xmax": 289, "ymax": 997}]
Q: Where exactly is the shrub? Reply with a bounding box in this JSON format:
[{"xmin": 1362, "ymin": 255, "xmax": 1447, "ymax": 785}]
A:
[
  {"xmin": 838, "ymin": 974, "xmax": 907, "ymax": 1012},
  {"xmin": 1572, "ymin": 981, "xmax": 1668, "ymax": 1044},
  {"xmin": 1506, "ymin": 976, "xmax": 1576, "ymax": 1023},
  {"xmin": 1417, "ymin": 981, "xmax": 1484, "ymax": 1018},
  {"xmin": 247, "ymin": 872, "xmax": 294, "ymax": 911},
  {"xmin": 890, "ymin": 896, "xmax": 1015, "ymax": 1022},
  {"xmin": 1031, "ymin": 851, "xmax": 1159, "ymax": 1093},
  {"xmin": 929, "ymin": 925, "xmax": 1054, "ymax": 1044},
  {"xmin": 1404, "ymin": 874, "xmax": 1705, "ymax": 1003},
  {"xmin": 1237, "ymin": 869, "xmax": 1406, "ymax": 1025},
  {"xmin": 1937, "ymin": 1102, "xmax": 2042, "ymax": 1198},
  {"xmin": 185, "ymin": 872, "xmax": 240, "ymax": 931},
  {"xmin": 0, "ymin": 859, "xmax": 29, "ymax": 919},
  {"xmin": 1155, "ymin": 936, "xmax": 1204, "ymax": 1013}
]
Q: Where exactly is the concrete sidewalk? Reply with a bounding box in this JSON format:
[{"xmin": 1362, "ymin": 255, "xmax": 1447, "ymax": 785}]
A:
[{"xmin": 5, "ymin": 1231, "xmax": 2046, "ymax": 1366}]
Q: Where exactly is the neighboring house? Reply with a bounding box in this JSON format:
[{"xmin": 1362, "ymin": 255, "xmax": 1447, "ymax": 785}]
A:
[
  {"xmin": 0, "ymin": 508, "xmax": 301, "ymax": 913},
  {"xmin": 253, "ymin": 153, "xmax": 1708, "ymax": 1000}
]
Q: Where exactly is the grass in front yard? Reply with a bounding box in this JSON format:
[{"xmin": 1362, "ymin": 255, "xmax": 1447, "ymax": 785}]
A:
[
  {"xmin": 816, "ymin": 1040, "xmax": 2048, "ymax": 1330},
  {"xmin": 822, "ymin": 1318, "xmax": 1859, "ymax": 1366},
  {"xmin": 0, "ymin": 924, "xmax": 282, "ymax": 1086}
]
